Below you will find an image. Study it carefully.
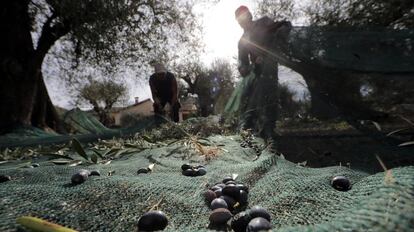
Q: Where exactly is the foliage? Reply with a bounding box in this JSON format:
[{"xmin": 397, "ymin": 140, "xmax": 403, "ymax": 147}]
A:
[
  {"xmin": 174, "ymin": 59, "xmax": 235, "ymax": 116},
  {"xmin": 77, "ymin": 78, "xmax": 128, "ymax": 126},
  {"xmin": 256, "ymin": 0, "xmax": 298, "ymax": 21},
  {"xmin": 305, "ymin": 0, "xmax": 414, "ymax": 28}
]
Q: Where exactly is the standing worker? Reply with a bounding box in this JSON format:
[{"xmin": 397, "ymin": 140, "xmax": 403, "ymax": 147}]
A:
[
  {"xmin": 235, "ymin": 5, "xmax": 291, "ymax": 142},
  {"xmin": 149, "ymin": 62, "xmax": 180, "ymax": 122}
]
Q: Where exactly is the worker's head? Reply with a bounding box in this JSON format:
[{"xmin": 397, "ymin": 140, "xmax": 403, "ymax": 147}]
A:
[
  {"xmin": 151, "ymin": 62, "xmax": 167, "ymax": 74},
  {"xmin": 235, "ymin": 5, "xmax": 252, "ymax": 30}
]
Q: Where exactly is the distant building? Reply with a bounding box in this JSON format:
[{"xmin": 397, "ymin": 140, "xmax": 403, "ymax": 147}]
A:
[{"xmin": 110, "ymin": 97, "xmax": 197, "ymax": 126}]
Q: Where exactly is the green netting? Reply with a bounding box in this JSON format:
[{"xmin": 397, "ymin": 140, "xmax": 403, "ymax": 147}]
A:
[
  {"xmin": 63, "ymin": 109, "xmax": 114, "ymax": 135},
  {"xmin": 224, "ymin": 72, "xmax": 256, "ymax": 115},
  {"xmin": 0, "ymin": 110, "xmax": 157, "ymax": 149},
  {"xmin": 1, "ymin": 135, "xmax": 413, "ymax": 231}
]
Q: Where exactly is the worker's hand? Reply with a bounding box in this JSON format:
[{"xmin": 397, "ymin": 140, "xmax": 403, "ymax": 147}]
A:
[{"xmin": 238, "ymin": 66, "xmax": 250, "ymax": 77}]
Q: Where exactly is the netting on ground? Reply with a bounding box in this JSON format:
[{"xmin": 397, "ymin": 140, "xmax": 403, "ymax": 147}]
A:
[{"xmin": 1, "ymin": 135, "xmax": 413, "ymax": 231}]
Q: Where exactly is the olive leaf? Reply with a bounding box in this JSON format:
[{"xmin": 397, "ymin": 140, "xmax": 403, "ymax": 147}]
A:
[
  {"xmin": 17, "ymin": 216, "xmax": 78, "ymax": 232},
  {"xmin": 398, "ymin": 141, "xmax": 414, "ymax": 147},
  {"xmin": 232, "ymin": 173, "xmax": 238, "ymax": 180},
  {"xmin": 51, "ymin": 160, "xmax": 72, "ymax": 165},
  {"xmin": 386, "ymin": 128, "xmax": 409, "ymax": 136},
  {"xmin": 41, "ymin": 153, "xmax": 74, "ymax": 160},
  {"xmin": 68, "ymin": 160, "xmax": 83, "ymax": 167},
  {"xmin": 91, "ymin": 149, "xmax": 104, "ymax": 159},
  {"xmin": 71, "ymin": 139, "xmax": 89, "ymax": 161},
  {"xmin": 142, "ymin": 135, "xmax": 155, "ymax": 143},
  {"xmin": 90, "ymin": 154, "xmax": 98, "ymax": 164},
  {"xmin": 370, "ymin": 121, "xmax": 382, "ymax": 131}
]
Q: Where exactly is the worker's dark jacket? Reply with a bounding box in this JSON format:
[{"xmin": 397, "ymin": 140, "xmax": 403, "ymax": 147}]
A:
[
  {"xmin": 238, "ymin": 17, "xmax": 289, "ymax": 76},
  {"xmin": 149, "ymin": 71, "xmax": 177, "ymax": 103}
]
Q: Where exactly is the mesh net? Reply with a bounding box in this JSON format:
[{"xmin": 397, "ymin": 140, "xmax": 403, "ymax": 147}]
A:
[{"xmin": 1, "ymin": 135, "xmax": 413, "ymax": 231}]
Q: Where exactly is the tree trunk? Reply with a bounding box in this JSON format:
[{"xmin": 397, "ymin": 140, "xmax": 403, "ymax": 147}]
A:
[
  {"xmin": 0, "ymin": 0, "xmax": 67, "ymax": 134},
  {"xmin": 0, "ymin": 0, "xmax": 36, "ymax": 133}
]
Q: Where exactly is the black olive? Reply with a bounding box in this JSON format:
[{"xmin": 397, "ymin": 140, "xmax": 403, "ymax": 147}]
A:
[
  {"xmin": 210, "ymin": 198, "xmax": 228, "ymax": 210},
  {"xmin": 182, "ymin": 169, "xmax": 196, "ymax": 177},
  {"xmin": 0, "ymin": 175, "xmax": 11, "ymax": 183},
  {"xmin": 236, "ymin": 184, "xmax": 249, "ymax": 193},
  {"xmin": 71, "ymin": 171, "xmax": 89, "ymax": 185},
  {"xmin": 204, "ymin": 190, "xmax": 217, "ymax": 203},
  {"xmin": 137, "ymin": 210, "xmax": 168, "ymax": 231},
  {"xmin": 222, "ymin": 176, "xmax": 234, "ymax": 184},
  {"xmin": 209, "ymin": 208, "xmax": 232, "ymax": 225},
  {"xmin": 219, "ymin": 195, "xmax": 237, "ymax": 210},
  {"xmin": 231, "ymin": 211, "xmax": 252, "ymax": 232},
  {"xmin": 246, "ymin": 217, "xmax": 272, "ymax": 232},
  {"xmin": 210, "ymin": 185, "xmax": 222, "ymax": 192},
  {"xmin": 225, "ymin": 180, "xmax": 237, "ymax": 185},
  {"xmin": 181, "ymin": 163, "xmax": 192, "ymax": 171},
  {"xmin": 249, "ymin": 206, "xmax": 271, "ymax": 221},
  {"xmin": 137, "ymin": 168, "xmax": 150, "ymax": 175},
  {"xmin": 196, "ymin": 167, "xmax": 207, "ymax": 176},
  {"xmin": 239, "ymin": 190, "xmax": 248, "ymax": 204},
  {"xmin": 222, "ymin": 184, "xmax": 240, "ymax": 199},
  {"xmin": 215, "ymin": 183, "xmax": 226, "ymax": 189},
  {"xmin": 90, "ymin": 170, "xmax": 101, "ymax": 176},
  {"xmin": 331, "ymin": 176, "xmax": 351, "ymax": 191},
  {"xmin": 214, "ymin": 188, "xmax": 223, "ymax": 198}
]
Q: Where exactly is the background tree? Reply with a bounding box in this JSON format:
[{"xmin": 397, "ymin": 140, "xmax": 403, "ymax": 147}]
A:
[
  {"xmin": 77, "ymin": 78, "xmax": 127, "ymax": 126},
  {"xmin": 173, "ymin": 59, "xmax": 235, "ymax": 117},
  {"xmin": 304, "ymin": 0, "xmax": 414, "ymax": 119},
  {"xmin": 256, "ymin": 0, "xmax": 413, "ymax": 122},
  {"xmin": 0, "ymin": 0, "xmax": 198, "ymax": 134}
]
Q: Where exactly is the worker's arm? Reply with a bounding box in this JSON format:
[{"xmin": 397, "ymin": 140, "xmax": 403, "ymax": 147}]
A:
[
  {"xmin": 268, "ymin": 20, "xmax": 292, "ymax": 33},
  {"xmin": 238, "ymin": 39, "xmax": 251, "ymax": 77},
  {"xmin": 149, "ymin": 75, "xmax": 160, "ymax": 105}
]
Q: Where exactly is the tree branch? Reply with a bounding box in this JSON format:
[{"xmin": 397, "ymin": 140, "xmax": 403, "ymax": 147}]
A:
[{"xmin": 34, "ymin": 12, "xmax": 70, "ymax": 67}]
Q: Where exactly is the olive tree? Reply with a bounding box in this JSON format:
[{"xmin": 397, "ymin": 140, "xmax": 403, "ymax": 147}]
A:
[{"xmin": 0, "ymin": 0, "xmax": 198, "ymax": 133}]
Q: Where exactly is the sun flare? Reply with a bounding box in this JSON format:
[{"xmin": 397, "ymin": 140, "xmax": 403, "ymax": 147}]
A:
[{"xmin": 202, "ymin": 1, "xmax": 254, "ymax": 63}]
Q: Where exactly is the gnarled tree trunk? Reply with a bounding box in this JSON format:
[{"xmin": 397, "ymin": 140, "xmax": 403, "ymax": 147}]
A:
[{"xmin": 0, "ymin": 0, "xmax": 68, "ymax": 134}]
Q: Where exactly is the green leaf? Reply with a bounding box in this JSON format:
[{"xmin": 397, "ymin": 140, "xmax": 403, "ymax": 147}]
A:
[
  {"xmin": 91, "ymin": 154, "xmax": 98, "ymax": 164},
  {"xmin": 71, "ymin": 139, "xmax": 89, "ymax": 161},
  {"xmin": 142, "ymin": 135, "xmax": 155, "ymax": 143},
  {"xmin": 91, "ymin": 149, "xmax": 104, "ymax": 159},
  {"xmin": 40, "ymin": 153, "xmax": 74, "ymax": 160}
]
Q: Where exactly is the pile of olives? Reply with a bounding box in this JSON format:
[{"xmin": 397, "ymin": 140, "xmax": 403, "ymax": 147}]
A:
[
  {"xmin": 205, "ymin": 176, "xmax": 249, "ymax": 226},
  {"xmin": 137, "ymin": 210, "xmax": 168, "ymax": 231},
  {"xmin": 71, "ymin": 169, "xmax": 100, "ymax": 185},
  {"xmin": 231, "ymin": 206, "xmax": 272, "ymax": 232},
  {"xmin": 181, "ymin": 163, "xmax": 207, "ymax": 177}
]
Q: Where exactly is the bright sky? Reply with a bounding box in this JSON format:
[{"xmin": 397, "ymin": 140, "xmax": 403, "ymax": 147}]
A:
[{"xmin": 200, "ymin": 0, "xmax": 255, "ymax": 64}]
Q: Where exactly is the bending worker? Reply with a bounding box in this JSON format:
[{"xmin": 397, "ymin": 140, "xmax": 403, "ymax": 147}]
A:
[{"xmin": 149, "ymin": 62, "xmax": 180, "ymax": 122}]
